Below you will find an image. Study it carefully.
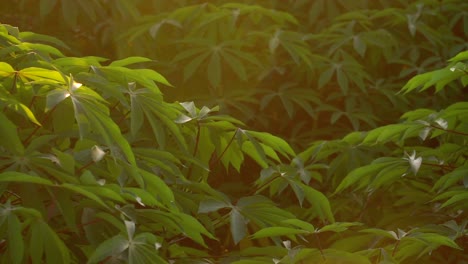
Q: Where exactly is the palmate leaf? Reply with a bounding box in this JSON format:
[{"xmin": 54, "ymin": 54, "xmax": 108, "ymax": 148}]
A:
[
  {"xmin": 401, "ymin": 66, "xmax": 465, "ymax": 94},
  {"xmin": 19, "ymin": 30, "xmax": 69, "ymax": 50},
  {"xmin": 93, "ymin": 65, "xmax": 171, "ymax": 95},
  {"xmin": 172, "ymin": 211, "xmax": 216, "ymax": 247},
  {"xmin": 69, "ymin": 84, "xmax": 142, "ymax": 184},
  {"xmin": 232, "ymin": 195, "xmax": 295, "ymax": 243},
  {"xmin": 130, "ymin": 88, "xmax": 187, "ymax": 150},
  {"xmin": 133, "ymin": 147, "xmax": 183, "ymax": 179},
  {"xmin": 334, "ymin": 158, "xmax": 404, "ymax": 194},
  {"xmin": 129, "ymin": 235, "xmax": 168, "ymax": 264},
  {"xmin": 135, "ymin": 164, "xmax": 172, "ymax": 202},
  {"xmin": 433, "ymin": 164, "xmax": 468, "ymax": 191},
  {"xmin": 239, "ymin": 130, "xmax": 295, "ymax": 168},
  {"xmin": 401, "ymin": 232, "xmax": 462, "ymax": 256}
]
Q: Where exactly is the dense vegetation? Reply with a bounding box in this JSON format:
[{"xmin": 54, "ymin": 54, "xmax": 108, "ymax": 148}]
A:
[{"xmin": 0, "ymin": 0, "xmax": 466, "ymax": 263}]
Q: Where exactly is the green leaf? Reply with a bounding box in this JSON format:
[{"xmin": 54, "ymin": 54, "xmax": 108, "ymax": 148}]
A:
[
  {"xmin": 61, "ymin": 0, "xmax": 78, "ymax": 27},
  {"xmin": 0, "ymin": 62, "xmax": 15, "ymax": 76},
  {"xmin": 0, "ymin": 172, "xmax": 53, "ymax": 185},
  {"xmin": 0, "ymin": 112, "xmax": 24, "ymax": 154},
  {"xmin": 61, "ymin": 183, "xmax": 109, "ymax": 209},
  {"xmin": 246, "ymin": 130, "xmax": 295, "ymax": 158},
  {"xmin": 207, "ymin": 52, "xmax": 222, "ymax": 87},
  {"xmin": 19, "ymin": 67, "xmax": 66, "ymax": 83},
  {"xmin": 448, "ymin": 50, "xmax": 468, "ymax": 62},
  {"xmin": 336, "ymin": 69, "xmax": 349, "ymax": 95},
  {"xmin": 133, "ymin": 68, "xmax": 172, "ymax": 87},
  {"xmin": 8, "ymin": 214, "xmax": 24, "ymax": 264},
  {"xmin": 198, "ymin": 199, "xmax": 229, "ymax": 213},
  {"xmin": 50, "ymin": 189, "xmax": 78, "ymax": 233},
  {"xmin": 128, "ymin": 238, "xmax": 167, "ymax": 264},
  {"xmin": 109, "ymin": 56, "xmax": 152, "ymax": 67},
  {"xmin": 183, "ymin": 51, "xmax": 210, "ymax": 81},
  {"xmin": 30, "ymin": 220, "xmax": 44, "ymax": 264},
  {"xmin": 1, "ymin": 97, "xmax": 42, "ymax": 126},
  {"xmin": 39, "ymin": 220, "xmax": 71, "ymax": 263},
  {"xmin": 231, "ymin": 208, "xmax": 247, "ymax": 244},
  {"xmin": 440, "ymin": 192, "xmax": 468, "ymax": 209},
  {"xmin": 174, "ymin": 212, "xmax": 216, "ymax": 247},
  {"xmin": 353, "ymin": 35, "xmax": 366, "ymax": 57},
  {"xmin": 335, "ymin": 158, "xmax": 401, "ymax": 193},
  {"xmin": 221, "ymin": 50, "xmax": 247, "ymax": 80},
  {"xmin": 434, "ymin": 165, "xmax": 468, "ymax": 191},
  {"xmin": 242, "ymin": 141, "xmax": 268, "ymax": 168},
  {"xmin": 251, "ymin": 226, "xmax": 308, "ymax": 239},
  {"xmin": 360, "ymin": 228, "xmax": 398, "ymax": 240},
  {"xmin": 302, "ymin": 184, "xmax": 335, "ymax": 223},
  {"xmin": 282, "ymin": 219, "xmax": 315, "ymax": 233},
  {"xmin": 87, "ymin": 235, "xmax": 129, "ymax": 264},
  {"xmin": 138, "ymin": 169, "xmax": 177, "ymax": 209},
  {"xmin": 409, "ymin": 232, "xmax": 462, "ymax": 250},
  {"xmin": 83, "ymin": 186, "xmax": 126, "ymax": 203},
  {"xmin": 318, "ymin": 67, "xmax": 335, "ymax": 89},
  {"xmin": 318, "ymin": 222, "xmax": 361, "ymax": 233},
  {"xmin": 19, "ymin": 31, "xmax": 69, "ymax": 50},
  {"xmin": 125, "ymin": 220, "xmax": 135, "ymax": 240}
]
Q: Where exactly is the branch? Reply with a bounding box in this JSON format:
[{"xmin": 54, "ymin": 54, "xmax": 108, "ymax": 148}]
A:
[{"xmin": 429, "ymin": 125, "xmax": 468, "ymax": 136}]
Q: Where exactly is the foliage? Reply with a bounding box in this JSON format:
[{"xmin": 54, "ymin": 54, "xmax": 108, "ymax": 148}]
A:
[
  {"xmin": 5, "ymin": 0, "xmax": 467, "ymax": 143},
  {"xmin": 0, "ymin": 0, "xmax": 467, "ymax": 263}
]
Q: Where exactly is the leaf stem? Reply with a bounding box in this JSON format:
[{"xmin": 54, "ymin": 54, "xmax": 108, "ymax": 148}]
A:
[
  {"xmin": 421, "ymin": 162, "xmax": 456, "ymax": 171},
  {"xmin": 392, "ymin": 240, "xmax": 400, "ymax": 257},
  {"xmin": 429, "ymin": 125, "xmax": 468, "ymax": 136},
  {"xmin": 76, "ymin": 160, "xmax": 95, "ymax": 175},
  {"xmin": 11, "ymin": 71, "xmax": 18, "ymax": 92},
  {"xmin": 117, "ymin": 110, "xmax": 131, "ymax": 125},
  {"xmin": 249, "ymin": 175, "xmax": 280, "ymax": 196},
  {"xmin": 193, "ymin": 121, "xmax": 201, "ymax": 157},
  {"xmin": 315, "ymin": 232, "xmax": 326, "ymax": 260}
]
